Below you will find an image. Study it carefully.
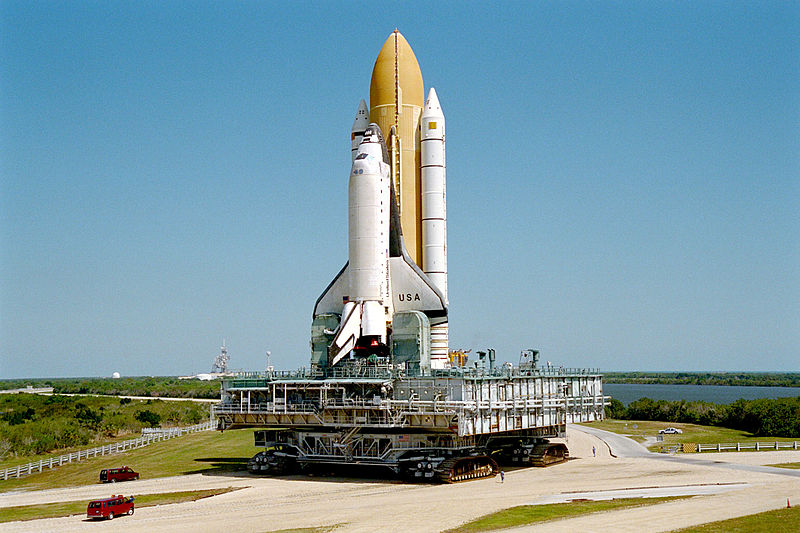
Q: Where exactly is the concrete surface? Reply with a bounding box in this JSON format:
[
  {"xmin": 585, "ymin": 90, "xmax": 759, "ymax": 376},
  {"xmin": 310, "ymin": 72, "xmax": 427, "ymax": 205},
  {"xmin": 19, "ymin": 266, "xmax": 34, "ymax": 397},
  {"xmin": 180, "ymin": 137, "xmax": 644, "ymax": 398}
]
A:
[{"xmin": 0, "ymin": 425, "xmax": 797, "ymax": 533}]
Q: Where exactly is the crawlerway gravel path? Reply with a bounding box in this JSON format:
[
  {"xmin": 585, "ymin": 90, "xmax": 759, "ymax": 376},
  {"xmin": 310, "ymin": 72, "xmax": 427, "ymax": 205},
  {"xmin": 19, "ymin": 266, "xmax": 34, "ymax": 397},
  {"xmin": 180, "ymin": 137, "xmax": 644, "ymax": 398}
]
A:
[{"xmin": 1, "ymin": 425, "xmax": 798, "ymax": 533}]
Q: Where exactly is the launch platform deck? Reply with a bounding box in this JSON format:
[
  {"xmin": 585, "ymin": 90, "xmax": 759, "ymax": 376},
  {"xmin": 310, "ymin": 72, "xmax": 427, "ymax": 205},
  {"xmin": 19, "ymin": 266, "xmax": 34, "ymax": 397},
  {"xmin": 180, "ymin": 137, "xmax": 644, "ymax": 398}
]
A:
[{"xmin": 215, "ymin": 364, "xmax": 605, "ymax": 436}]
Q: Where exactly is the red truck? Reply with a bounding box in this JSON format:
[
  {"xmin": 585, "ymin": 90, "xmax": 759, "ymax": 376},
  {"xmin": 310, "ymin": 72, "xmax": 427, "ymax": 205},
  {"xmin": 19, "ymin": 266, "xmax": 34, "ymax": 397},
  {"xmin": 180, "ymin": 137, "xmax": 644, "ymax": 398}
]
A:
[
  {"xmin": 86, "ymin": 495, "xmax": 134, "ymax": 520},
  {"xmin": 100, "ymin": 466, "xmax": 139, "ymax": 483}
]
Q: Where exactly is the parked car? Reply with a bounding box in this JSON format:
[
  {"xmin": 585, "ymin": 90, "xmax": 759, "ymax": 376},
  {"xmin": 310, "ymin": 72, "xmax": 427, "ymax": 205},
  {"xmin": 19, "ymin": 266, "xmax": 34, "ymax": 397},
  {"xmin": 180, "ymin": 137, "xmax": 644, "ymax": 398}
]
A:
[
  {"xmin": 100, "ymin": 466, "xmax": 139, "ymax": 483},
  {"xmin": 86, "ymin": 495, "xmax": 134, "ymax": 520},
  {"xmin": 658, "ymin": 427, "xmax": 683, "ymax": 434}
]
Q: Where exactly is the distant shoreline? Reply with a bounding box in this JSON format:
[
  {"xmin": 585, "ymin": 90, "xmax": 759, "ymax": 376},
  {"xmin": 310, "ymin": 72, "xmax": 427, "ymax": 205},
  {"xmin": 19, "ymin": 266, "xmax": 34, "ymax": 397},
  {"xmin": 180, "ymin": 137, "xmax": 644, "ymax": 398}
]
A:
[
  {"xmin": 2, "ymin": 372, "xmax": 800, "ymax": 389},
  {"xmin": 604, "ymin": 372, "xmax": 800, "ymax": 388},
  {"xmin": 605, "ymin": 382, "xmax": 800, "ymax": 406}
]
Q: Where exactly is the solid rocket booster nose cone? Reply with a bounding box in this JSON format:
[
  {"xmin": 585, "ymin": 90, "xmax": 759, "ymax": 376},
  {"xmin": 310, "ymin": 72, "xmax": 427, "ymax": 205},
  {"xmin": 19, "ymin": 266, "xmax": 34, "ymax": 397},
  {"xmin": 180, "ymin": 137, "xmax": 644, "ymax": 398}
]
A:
[
  {"xmin": 370, "ymin": 31, "xmax": 424, "ymax": 109},
  {"xmin": 424, "ymin": 88, "xmax": 442, "ymax": 113},
  {"xmin": 351, "ymin": 99, "xmax": 371, "ymax": 161},
  {"xmin": 352, "ymin": 99, "xmax": 369, "ymax": 131}
]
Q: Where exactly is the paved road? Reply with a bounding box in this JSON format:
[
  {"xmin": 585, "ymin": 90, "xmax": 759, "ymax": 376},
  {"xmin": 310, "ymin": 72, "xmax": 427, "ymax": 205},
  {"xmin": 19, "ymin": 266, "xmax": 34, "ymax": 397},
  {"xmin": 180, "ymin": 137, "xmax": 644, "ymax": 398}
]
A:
[
  {"xmin": 570, "ymin": 423, "xmax": 800, "ymax": 478},
  {"xmin": 40, "ymin": 393, "xmax": 218, "ymax": 403},
  {"xmin": 568, "ymin": 423, "xmax": 650, "ymax": 457},
  {"xmin": 525, "ymin": 482, "xmax": 751, "ymax": 505}
]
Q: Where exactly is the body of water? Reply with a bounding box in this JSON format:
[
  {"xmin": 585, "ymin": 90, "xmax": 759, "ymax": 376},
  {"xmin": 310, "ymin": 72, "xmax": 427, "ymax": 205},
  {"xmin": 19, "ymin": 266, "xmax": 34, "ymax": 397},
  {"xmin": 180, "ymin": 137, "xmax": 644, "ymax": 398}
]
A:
[{"xmin": 604, "ymin": 383, "xmax": 800, "ymax": 406}]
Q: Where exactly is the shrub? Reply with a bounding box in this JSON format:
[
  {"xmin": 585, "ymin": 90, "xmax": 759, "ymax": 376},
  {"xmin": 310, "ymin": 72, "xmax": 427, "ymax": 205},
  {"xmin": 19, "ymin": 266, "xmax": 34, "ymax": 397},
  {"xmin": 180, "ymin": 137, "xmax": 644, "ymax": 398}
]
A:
[
  {"xmin": 604, "ymin": 398, "xmax": 626, "ymax": 419},
  {"xmin": 135, "ymin": 409, "xmax": 162, "ymax": 427},
  {"xmin": 75, "ymin": 405, "xmax": 102, "ymax": 428},
  {"xmin": 1, "ymin": 407, "xmax": 35, "ymax": 425},
  {"xmin": 610, "ymin": 396, "xmax": 799, "ymax": 438}
]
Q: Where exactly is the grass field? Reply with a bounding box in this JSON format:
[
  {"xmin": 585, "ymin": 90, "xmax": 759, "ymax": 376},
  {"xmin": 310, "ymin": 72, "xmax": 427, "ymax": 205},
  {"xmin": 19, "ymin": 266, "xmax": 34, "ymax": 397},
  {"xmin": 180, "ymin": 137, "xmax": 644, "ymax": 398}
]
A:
[
  {"xmin": 0, "ymin": 430, "xmax": 163, "ymax": 470},
  {"xmin": 442, "ymin": 497, "xmax": 689, "ymax": 532},
  {"xmin": 579, "ymin": 419, "xmax": 798, "ymax": 452},
  {"xmin": 0, "ymin": 487, "xmax": 242, "ymax": 523},
  {"xmin": 766, "ymin": 462, "xmax": 800, "ymax": 469},
  {"xmin": 0, "ymin": 428, "xmax": 256, "ymax": 493},
  {"xmin": 669, "ymin": 505, "xmax": 800, "ymax": 532}
]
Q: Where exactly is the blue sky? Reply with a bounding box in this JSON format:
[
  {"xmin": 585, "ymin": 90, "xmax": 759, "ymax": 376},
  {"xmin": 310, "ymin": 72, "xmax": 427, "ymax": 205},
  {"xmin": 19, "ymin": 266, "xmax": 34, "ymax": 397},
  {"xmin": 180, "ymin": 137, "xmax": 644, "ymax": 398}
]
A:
[{"xmin": 1, "ymin": 2, "xmax": 798, "ymax": 378}]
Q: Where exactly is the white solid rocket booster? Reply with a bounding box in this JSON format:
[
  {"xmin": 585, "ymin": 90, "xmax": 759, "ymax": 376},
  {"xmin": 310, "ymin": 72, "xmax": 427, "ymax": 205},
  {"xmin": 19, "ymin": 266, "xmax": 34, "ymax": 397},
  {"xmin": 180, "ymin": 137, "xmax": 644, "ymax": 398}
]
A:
[
  {"xmin": 421, "ymin": 88, "xmax": 449, "ymax": 368},
  {"xmin": 421, "ymin": 88, "xmax": 447, "ymax": 299}
]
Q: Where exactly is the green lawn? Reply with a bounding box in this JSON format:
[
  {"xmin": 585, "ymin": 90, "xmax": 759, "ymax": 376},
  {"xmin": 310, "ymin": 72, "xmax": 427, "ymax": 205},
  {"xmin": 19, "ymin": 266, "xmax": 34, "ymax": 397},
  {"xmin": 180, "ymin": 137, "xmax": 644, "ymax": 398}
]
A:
[
  {"xmin": 766, "ymin": 462, "xmax": 800, "ymax": 469},
  {"xmin": 443, "ymin": 497, "xmax": 689, "ymax": 532},
  {"xmin": 579, "ymin": 420, "xmax": 797, "ymax": 452},
  {"xmin": 0, "ymin": 429, "xmax": 256, "ymax": 493},
  {"xmin": 669, "ymin": 505, "xmax": 800, "ymax": 532},
  {"xmin": 0, "ymin": 487, "xmax": 242, "ymax": 523},
  {"xmin": 0, "ymin": 431, "xmax": 156, "ymax": 470}
]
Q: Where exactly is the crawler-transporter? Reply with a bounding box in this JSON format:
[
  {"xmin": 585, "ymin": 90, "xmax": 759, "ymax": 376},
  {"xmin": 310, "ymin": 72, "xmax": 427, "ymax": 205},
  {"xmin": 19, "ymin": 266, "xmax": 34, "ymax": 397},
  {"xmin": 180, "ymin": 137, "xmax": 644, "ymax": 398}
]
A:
[
  {"xmin": 214, "ymin": 30, "xmax": 607, "ymax": 483},
  {"xmin": 215, "ymin": 349, "xmax": 606, "ymax": 482}
]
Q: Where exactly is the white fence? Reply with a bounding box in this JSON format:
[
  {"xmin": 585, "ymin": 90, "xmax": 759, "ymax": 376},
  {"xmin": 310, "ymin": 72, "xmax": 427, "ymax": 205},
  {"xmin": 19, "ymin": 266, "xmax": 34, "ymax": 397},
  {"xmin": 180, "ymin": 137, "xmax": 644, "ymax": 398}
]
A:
[
  {"xmin": 1, "ymin": 420, "xmax": 214, "ymax": 481},
  {"xmin": 697, "ymin": 441, "xmax": 800, "ymax": 452}
]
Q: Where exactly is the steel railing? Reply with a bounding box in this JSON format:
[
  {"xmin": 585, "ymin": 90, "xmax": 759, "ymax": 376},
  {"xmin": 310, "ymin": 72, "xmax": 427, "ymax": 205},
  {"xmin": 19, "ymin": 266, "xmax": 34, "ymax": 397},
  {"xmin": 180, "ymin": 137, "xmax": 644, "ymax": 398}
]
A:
[
  {"xmin": 214, "ymin": 394, "xmax": 608, "ymax": 415},
  {"xmin": 1, "ymin": 420, "xmax": 214, "ymax": 481},
  {"xmin": 228, "ymin": 365, "xmax": 604, "ymax": 383}
]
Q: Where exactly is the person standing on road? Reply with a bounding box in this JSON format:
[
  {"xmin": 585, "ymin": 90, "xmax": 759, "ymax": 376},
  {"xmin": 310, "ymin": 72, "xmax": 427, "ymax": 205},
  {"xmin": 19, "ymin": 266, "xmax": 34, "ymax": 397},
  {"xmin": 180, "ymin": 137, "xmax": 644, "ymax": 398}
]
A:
[
  {"xmin": 593, "ymin": 446, "xmax": 596, "ymax": 457},
  {"xmin": 500, "ymin": 470, "xmax": 505, "ymax": 483}
]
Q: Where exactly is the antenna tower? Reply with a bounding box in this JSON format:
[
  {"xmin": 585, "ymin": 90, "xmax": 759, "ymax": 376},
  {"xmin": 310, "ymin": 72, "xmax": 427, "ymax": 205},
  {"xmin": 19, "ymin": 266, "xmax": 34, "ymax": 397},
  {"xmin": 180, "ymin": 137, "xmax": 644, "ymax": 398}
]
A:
[{"xmin": 211, "ymin": 340, "xmax": 230, "ymax": 373}]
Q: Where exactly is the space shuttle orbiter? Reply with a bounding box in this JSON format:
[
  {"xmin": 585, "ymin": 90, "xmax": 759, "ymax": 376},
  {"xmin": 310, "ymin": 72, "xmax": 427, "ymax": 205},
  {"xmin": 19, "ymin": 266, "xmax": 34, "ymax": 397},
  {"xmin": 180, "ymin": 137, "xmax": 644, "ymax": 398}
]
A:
[{"xmin": 313, "ymin": 31, "xmax": 449, "ymax": 369}]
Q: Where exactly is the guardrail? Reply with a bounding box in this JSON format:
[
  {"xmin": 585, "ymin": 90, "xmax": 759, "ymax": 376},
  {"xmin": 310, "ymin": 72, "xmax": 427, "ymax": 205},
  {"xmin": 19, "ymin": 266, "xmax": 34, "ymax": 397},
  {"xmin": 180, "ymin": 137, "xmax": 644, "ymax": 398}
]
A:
[
  {"xmin": 696, "ymin": 441, "xmax": 800, "ymax": 453},
  {"xmin": 660, "ymin": 441, "xmax": 800, "ymax": 454},
  {"xmin": 1, "ymin": 420, "xmax": 214, "ymax": 481}
]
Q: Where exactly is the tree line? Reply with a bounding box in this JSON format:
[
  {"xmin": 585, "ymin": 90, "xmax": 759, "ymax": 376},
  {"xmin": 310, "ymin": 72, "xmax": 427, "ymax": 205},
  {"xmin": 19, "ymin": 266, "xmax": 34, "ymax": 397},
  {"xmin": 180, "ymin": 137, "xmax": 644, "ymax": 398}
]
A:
[
  {"xmin": 605, "ymin": 396, "xmax": 800, "ymax": 437},
  {"xmin": 604, "ymin": 372, "xmax": 800, "ymax": 387},
  {"xmin": 0, "ymin": 376, "xmax": 221, "ymax": 399}
]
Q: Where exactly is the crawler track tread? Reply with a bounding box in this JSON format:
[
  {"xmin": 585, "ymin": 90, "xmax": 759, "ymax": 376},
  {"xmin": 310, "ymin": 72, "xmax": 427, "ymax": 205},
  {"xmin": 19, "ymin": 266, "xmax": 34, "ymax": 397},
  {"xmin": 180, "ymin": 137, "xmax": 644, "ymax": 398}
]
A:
[
  {"xmin": 529, "ymin": 443, "xmax": 569, "ymax": 466},
  {"xmin": 434, "ymin": 456, "xmax": 498, "ymax": 483}
]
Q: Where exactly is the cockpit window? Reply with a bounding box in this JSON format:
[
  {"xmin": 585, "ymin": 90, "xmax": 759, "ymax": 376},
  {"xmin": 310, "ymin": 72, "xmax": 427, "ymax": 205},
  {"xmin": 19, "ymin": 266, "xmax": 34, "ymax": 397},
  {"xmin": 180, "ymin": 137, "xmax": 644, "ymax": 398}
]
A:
[{"xmin": 355, "ymin": 153, "xmax": 368, "ymax": 160}]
